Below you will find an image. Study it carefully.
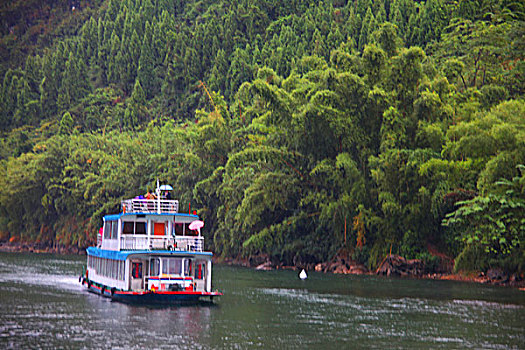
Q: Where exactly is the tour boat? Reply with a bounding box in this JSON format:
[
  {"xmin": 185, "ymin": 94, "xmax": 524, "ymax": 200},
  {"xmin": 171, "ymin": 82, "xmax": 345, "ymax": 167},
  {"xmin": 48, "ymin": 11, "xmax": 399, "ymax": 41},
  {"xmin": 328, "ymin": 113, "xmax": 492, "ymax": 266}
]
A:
[{"xmin": 80, "ymin": 184, "xmax": 222, "ymax": 304}]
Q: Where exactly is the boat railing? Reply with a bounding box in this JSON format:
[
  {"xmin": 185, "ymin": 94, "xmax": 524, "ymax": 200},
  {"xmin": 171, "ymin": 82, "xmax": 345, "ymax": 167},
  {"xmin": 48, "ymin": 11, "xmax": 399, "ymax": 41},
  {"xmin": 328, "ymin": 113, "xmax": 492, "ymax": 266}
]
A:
[
  {"xmin": 122, "ymin": 198, "xmax": 179, "ymax": 214},
  {"xmin": 101, "ymin": 238, "xmax": 119, "ymax": 250},
  {"xmin": 120, "ymin": 235, "xmax": 174, "ymax": 250},
  {"xmin": 120, "ymin": 235, "xmax": 150, "ymax": 250},
  {"xmin": 145, "ymin": 275, "xmax": 194, "ymax": 291},
  {"xmin": 119, "ymin": 235, "xmax": 202, "ymax": 252},
  {"xmin": 175, "ymin": 236, "xmax": 204, "ymax": 252},
  {"xmin": 149, "ymin": 236, "xmax": 174, "ymax": 250}
]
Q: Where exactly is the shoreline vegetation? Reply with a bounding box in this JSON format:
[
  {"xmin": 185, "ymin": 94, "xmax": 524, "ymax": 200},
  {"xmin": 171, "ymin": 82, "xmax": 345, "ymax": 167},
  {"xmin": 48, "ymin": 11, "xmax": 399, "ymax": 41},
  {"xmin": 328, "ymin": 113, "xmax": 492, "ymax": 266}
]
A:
[{"xmin": 2, "ymin": 240, "xmax": 523, "ymax": 290}]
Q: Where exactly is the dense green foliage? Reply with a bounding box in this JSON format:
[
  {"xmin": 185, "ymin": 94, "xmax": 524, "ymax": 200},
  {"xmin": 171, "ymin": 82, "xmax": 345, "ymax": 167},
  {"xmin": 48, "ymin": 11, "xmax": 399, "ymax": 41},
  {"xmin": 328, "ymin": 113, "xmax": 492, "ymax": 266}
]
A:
[{"xmin": 1, "ymin": 0, "xmax": 524, "ymax": 273}]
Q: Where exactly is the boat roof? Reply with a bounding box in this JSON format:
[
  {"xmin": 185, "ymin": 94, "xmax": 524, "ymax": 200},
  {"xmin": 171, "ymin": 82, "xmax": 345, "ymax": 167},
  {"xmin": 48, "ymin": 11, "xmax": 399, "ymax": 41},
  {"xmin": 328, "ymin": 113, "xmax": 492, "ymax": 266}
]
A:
[
  {"xmin": 87, "ymin": 247, "xmax": 212, "ymax": 261},
  {"xmin": 104, "ymin": 212, "xmax": 199, "ymax": 221}
]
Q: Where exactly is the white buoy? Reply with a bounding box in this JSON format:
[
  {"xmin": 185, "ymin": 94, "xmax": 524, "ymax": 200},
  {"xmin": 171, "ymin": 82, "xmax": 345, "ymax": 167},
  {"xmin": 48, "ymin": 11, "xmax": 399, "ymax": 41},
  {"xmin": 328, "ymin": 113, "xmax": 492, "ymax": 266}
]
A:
[{"xmin": 299, "ymin": 269, "xmax": 307, "ymax": 280}]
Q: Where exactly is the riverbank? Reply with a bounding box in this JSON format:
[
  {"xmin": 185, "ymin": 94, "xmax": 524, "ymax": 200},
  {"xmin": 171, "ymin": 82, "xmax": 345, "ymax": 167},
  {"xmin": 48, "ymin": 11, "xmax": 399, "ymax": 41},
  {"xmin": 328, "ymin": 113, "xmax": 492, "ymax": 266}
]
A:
[
  {"xmin": 1, "ymin": 240, "xmax": 523, "ymax": 290},
  {"xmin": 215, "ymin": 252, "xmax": 525, "ymax": 290}
]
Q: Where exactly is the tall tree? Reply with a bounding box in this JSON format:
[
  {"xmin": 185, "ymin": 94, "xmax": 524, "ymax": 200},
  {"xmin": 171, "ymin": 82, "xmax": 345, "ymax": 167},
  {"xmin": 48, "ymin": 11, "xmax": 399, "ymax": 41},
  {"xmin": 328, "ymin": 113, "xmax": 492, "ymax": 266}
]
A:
[{"xmin": 137, "ymin": 21, "xmax": 156, "ymax": 99}]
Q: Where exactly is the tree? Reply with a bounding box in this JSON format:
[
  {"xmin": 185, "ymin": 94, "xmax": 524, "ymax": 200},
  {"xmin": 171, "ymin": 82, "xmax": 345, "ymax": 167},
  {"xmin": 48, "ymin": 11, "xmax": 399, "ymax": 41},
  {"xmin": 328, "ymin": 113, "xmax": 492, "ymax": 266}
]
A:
[
  {"xmin": 358, "ymin": 8, "xmax": 375, "ymax": 52},
  {"xmin": 208, "ymin": 49, "xmax": 229, "ymax": 94},
  {"xmin": 115, "ymin": 21, "xmax": 141, "ymax": 94},
  {"xmin": 40, "ymin": 51, "xmax": 61, "ymax": 118},
  {"xmin": 106, "ymin": 30, "xmax": 121, "ymax": 84},
  {"xmin": 227, "ymin": 47, "xmax": 253, "ymax": 98},
  {"xmin": 57, "ymin": 53, "xmax": 90, "ymax": 113},
  {"xmin": 444, "ymin": 165, "xmax": 525, "ymax": 273},
  {"xmin": 59, "ymin": 111, "xmax": 74, "ymax": 135},
  {"xmin": 362, "ymin": 44, "xmax": 387, "ymax": 86},
  {"xmin": 389, "ymin": 46, "xmax": 426, "ymax": 112},
  {"xmin": 123, "ymin": 79, "xmax": 146, "ymax": 129},
  {"xmin": 137, "ymin": 21, "xmax": 156, "ymax": 99},
  {"xmin": 373, "ymin": 22, "xmax": 401, "ymax": 57}
]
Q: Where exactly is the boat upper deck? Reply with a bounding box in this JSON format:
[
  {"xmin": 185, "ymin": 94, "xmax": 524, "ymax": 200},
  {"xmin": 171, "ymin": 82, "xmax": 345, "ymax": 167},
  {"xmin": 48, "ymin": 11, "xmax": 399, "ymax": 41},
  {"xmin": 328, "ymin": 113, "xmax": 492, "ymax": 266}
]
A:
[
  {"xmin": 122, "ymin": 198, "xmax": 179, "ymax": 214},
  {"xmin": 99, "ymin": 187, "xmax": 205, "ymax": 253}
]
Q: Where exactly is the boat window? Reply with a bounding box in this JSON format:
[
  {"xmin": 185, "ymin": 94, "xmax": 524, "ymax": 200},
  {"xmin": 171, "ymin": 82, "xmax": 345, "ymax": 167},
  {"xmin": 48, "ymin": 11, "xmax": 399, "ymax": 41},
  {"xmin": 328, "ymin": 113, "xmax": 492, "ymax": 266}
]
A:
[
  {"xmin": 123, "ymin": 222, "xmax": 134, "ymax": 234},
  {"xmin": 150, "ymin": 258, "xmax": 160, "ymax": 276},
  {"xmin": 196, "ymin": 261, "xmax": 206, "ymax": 280},
  {"xmin": 173, "ymin": 222, "xmax": 193, "ymax": 236},
  {"xmin": 111, "ymin": 221, "xmax": 118, "ymax": 239},
  {"xmin": 184, "ymin": 259, "xmax": 192, "ymax": 276},
  {"xmin": 132, "ymin": 262, "xmax": 142, "ymax": 279},
  {"xmin": 103, "ymin": 222, "xmax": 111, "ymax": 239},
  {"xmin": 135, "ymin": 222, "xmax": 146, "ymax": 235},
  {"xmin": 117, "ymin": 261, "xmax": 124, "ymax": 281},
  {"xmin": 173, "ymin": 223, "xmax": 184, "ymax": 235},
  {"xmin": 162, "ymin": 258, "xmax": 182, "ymax": 275},
  {"xmin": 122, "ymin": 221, "xmax": 147, "ymax": 235},
  {"xmin": 104, "ymin": 221, "xmax": 120, "ymax": 239}
]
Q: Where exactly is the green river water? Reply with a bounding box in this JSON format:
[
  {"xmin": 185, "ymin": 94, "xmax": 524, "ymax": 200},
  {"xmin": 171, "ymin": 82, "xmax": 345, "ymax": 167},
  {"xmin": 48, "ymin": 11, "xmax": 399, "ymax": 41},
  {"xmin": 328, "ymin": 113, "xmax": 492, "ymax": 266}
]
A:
[{"xmin": 0, "ymin": 252, "xmax": 524, "ymax": 349}]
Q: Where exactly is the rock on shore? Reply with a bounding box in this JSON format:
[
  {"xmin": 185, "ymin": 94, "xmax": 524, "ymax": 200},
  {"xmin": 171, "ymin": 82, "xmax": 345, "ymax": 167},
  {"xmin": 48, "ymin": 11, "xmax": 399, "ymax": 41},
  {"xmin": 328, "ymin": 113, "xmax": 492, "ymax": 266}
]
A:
[{"xmin": 376, "ymin": 255, "xmax": 424, "ymax": 277}]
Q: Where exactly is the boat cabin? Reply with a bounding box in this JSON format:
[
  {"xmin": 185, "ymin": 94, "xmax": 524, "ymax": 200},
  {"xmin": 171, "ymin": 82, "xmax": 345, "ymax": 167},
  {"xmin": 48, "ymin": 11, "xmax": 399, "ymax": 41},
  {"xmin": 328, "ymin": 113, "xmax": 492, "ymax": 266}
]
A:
[{"xmin": 98, "ymin": 197, "xmax": 203, "ymax": 252}]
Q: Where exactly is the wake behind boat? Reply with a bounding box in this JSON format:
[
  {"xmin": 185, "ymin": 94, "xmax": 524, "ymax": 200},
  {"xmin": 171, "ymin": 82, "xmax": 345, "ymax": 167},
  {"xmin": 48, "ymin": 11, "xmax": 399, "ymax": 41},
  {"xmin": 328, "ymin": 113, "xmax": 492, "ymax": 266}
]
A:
[{"xmin": 80, "ymin": 183, "xmax": 222, "ymax": 304}]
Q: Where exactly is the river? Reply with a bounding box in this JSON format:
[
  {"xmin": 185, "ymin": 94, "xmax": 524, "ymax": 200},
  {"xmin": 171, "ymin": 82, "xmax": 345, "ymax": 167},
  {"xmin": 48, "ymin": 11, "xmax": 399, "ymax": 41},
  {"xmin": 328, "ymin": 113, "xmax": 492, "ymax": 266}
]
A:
[{"xmin": 0, "ymin": 252, "xmax": 524, "ymax": 349}]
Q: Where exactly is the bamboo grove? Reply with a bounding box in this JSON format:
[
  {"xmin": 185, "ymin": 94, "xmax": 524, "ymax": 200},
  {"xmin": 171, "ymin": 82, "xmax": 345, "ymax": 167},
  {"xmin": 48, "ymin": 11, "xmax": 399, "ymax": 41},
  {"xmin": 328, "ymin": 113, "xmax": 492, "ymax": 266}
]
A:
[{"xmin": 0, "ymin": 0, "xmax": 524, "ymax": 273}]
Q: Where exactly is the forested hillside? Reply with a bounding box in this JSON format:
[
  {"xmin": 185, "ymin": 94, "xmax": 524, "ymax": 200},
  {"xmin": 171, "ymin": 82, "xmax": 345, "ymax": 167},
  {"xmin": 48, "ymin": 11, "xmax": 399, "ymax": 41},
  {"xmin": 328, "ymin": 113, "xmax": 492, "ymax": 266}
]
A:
[{"xmin": 1, "ymin": 0, "xmax": 524, "ymax": 274}]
